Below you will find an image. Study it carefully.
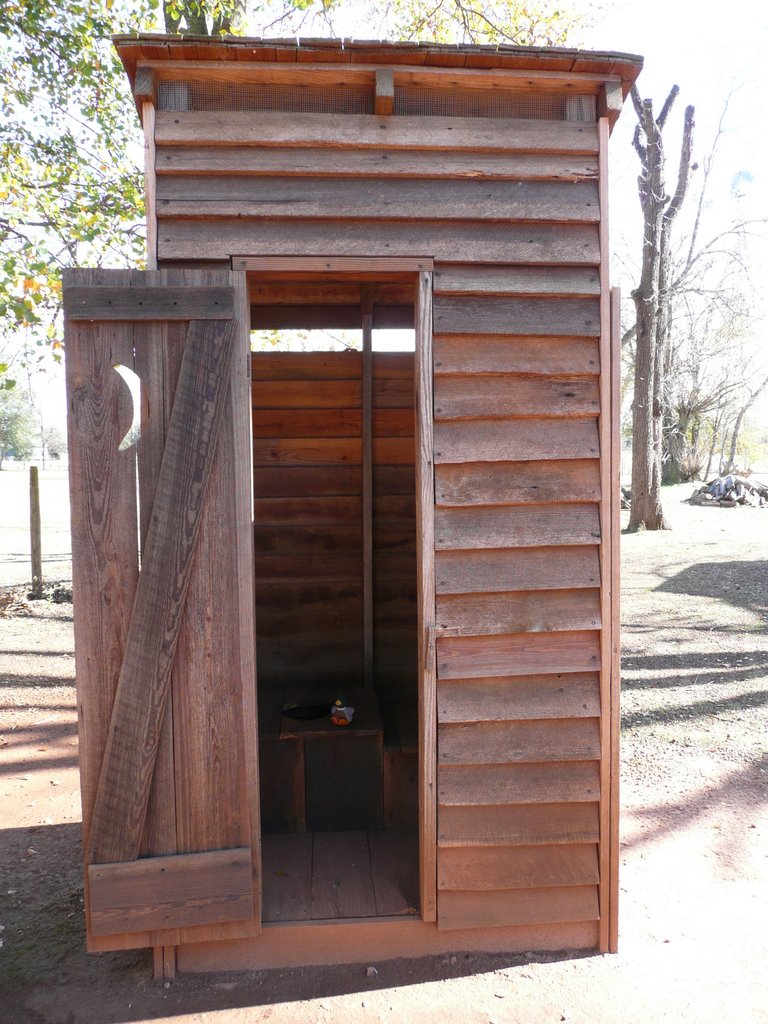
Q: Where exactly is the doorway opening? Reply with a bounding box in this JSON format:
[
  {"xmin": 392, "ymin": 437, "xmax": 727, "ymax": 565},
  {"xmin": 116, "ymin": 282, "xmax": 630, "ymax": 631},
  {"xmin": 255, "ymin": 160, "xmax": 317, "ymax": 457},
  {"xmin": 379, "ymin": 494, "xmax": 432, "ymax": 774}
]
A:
[{"xmin": 249, "ymin": 274, "xmax": 420, "ymax": 923}]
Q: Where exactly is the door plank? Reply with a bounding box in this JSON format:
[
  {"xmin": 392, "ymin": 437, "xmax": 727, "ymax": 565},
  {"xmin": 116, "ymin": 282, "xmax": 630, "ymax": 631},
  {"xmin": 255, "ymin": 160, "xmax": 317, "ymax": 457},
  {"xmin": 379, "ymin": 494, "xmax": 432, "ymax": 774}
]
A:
[
  {"xmin": 88, "ymin": 848, "xmax": 253, "ymax": 936},
  {"xmin": 85, "ymin": 316, "xmax": 237, "ymax": 866}
]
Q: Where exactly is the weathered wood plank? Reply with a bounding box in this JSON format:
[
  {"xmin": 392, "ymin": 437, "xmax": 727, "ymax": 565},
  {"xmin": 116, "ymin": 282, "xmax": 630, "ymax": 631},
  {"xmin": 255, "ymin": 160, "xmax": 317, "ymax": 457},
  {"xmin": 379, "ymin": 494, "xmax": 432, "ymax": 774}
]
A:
[
  {"xmin": 310, "ymin": 832, "xmax": 377, "ymax": 920},
  {"xmin": 435, "ymin": 546, "xmax": 601, "ymax": 594},
  {"xmin": 252, "ymin": 379, "xmax": 361, "ymax": 409},
  {"xmin": 254, "ymin": 495, "xmax": 361, "ymax": 524},
  {"xmin": 438, "ymin": 885, "xmax": 599, "ymax": 931},
  {"xmin": 155, "ymin": 110, "xmax": 600, "ymax": 154},
  {"xmin": 158, "ymin": 220, "xmax": 601, "ymax": 266},
  {"xmin": 435, "ymin": 505, "xmax": 601, "ymax": 549},
  {"xmin": 84, "ymin": 316, "xmax": 237, "ymax": 866},
  {"xmin": 437, "ymin": 673, "xmax": 600, "ymax": 722},
  {"xmin": 261, "ymin": 834, "xmax": 313, "ymax": 923},
  {"xmin": 253, "ymin": 465, "xmax": 362, "ymax": 497},
  {"xmin": 434, "ymin": 376, "xmax": 600, "ymax": 420},
  {"xmin": 253, "ymin": 524, "xmax": 361, "ymax": 556},
  {"xmin": 437, "ymin": 630, "xmax": 601, "ymax": 679},
  {"xmin": 156, "ymin": 145, "xmax": 600, "ymax": 181},
  {"xmin": 157, "ymin": 143, "xmax": 600, "ymax": 180},
  {"xmin": 436, "ymin": 588, "xmax": 601, "ymax": 636},
  {"xmin": 439, "ymin": 802, "xmax": 600, "ymax": 846},
  {"xmin": 435, "ymin": 459, "xmax": 600, "ymax": 506},
  {"xmin": 434, "ymin": 419, "xmax": 599, "ymax": 463},
  {"xmin": 434, "ymin": 296, "xmax": 600, "ymax": 337},
  {"xmin": 434, "ymin": 335, "xmax": 600, "ymax": 375},
  {"xmin": 65, "ymin": 295, "xmax": 139, "ymax": 842},
  {"xmin": 252, "ymin": 350, "xmax": 361, "ymax": 379},
  {"xmin": 157, "ymin": 177, "xmax": 599, "ymax": 223},
  {"xmin": 252, "ymin": 438, "xmax": 362, "ymax": 466},
  {"xmin": 88, "ymin": 849, "xmax": 253, "ymax": 936},
  {"xmin": 438, "ymin": 717, "xmax": 601, "ymax": 764},
  {"xmin": 369, "ymin": 830, "xmax": 419, "ymax": 916},
  {"xmin": 438, "ymin": 843, "xmax": 599, "ymax": 889},
  {"xmin": 63, "ymin": 285, "xmax": 234, "ymax": 321},
  {"xmin": 433, "ymin": 266, "xmax": 600, "ymax": 297},
  {"xmin": 415, "ymin": 269, "xmax": 438, "ymax": 922},
  {"xmin": 439, "ymin": 761, "xmax": 600, "ymax": 806}
]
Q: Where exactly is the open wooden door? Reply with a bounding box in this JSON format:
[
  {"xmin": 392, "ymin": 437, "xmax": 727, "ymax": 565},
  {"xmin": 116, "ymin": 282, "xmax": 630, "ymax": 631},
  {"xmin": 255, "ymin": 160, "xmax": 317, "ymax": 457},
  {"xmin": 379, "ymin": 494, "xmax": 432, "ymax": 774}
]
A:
[{"xmin": 64, "ymin": 268, "xmax": 259, "ymax": 956}]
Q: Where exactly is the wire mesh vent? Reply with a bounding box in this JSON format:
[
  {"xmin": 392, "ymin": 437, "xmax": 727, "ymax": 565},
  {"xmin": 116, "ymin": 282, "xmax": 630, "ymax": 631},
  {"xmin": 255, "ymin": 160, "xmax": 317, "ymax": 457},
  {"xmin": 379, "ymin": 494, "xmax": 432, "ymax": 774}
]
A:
[
  {"xmin": 158, "ymin": 79, "xmax": 375, "ymax": 114},
  {"xmin": 394, "ymin": 87, "xmax": 596, "ymax": 122}
]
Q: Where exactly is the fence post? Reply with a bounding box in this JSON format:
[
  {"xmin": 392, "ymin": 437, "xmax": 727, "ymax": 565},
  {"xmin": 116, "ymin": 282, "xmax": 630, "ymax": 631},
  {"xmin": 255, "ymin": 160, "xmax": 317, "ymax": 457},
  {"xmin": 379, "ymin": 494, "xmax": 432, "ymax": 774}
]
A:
[{"xmin": 30, "ymin": 466, "xmax": 42, "ymax": 598}]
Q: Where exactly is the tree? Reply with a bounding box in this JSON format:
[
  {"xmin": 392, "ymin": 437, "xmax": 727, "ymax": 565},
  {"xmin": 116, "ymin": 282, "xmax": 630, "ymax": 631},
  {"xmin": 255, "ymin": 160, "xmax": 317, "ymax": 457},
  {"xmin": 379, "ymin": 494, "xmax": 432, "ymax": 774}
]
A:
[
  {"xmin": 627, "ymin": 85, "xmax": 695, "ymax": 531},
  {"xmin": 0, "ymin": 391, "xmax": 35, "ymax": 468}
]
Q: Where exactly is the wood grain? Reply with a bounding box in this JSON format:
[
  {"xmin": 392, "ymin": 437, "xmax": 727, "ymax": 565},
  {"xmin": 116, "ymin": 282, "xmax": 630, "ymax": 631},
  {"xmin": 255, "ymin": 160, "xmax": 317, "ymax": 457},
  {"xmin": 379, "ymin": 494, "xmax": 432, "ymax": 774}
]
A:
[
  {"xmin": 433, "ymin": 296, "xmax": 600, "ymax": 337},
  {"xmin": 63, "ymin": 285, "xmax": 234, "ymax": 320},
  {"xmin": 437, "ymin": 630, "xmax": 601, "ymax": 679},
  {"xmin": 435, "ymin": 459, "xmax": 600, "ymax": 506},
  {"xmin": 434, "ymin": 335, "xmax": 600, "ymax": 375},
  {"xmin": 310, "ymin": 832, "xmax": 377, "ymax": 920},
  {"xmin": 434, "ymin": 504, "xmax": 601, "ymax": 549},
  {"xmin": 156, "ymin": 176, "xmax": 599, "ymax": 223},
  {"xmin": 261, "ymin": 834, "xmax": 312, "ymax": 922},
  {"xmin": 156, "ymin": 145, "xmax": 600, "ymax": 182},
  {"xmin": 155, "ymin": 110, "xmax": 600, "ymax": 153},
  {"xmin": 438, "ymin": 717, "xmax": 601, "ymax": 764},
  {"xmin": 438, "ymin": 885, "xmax": 599, "ymax": 931},
  {"xmin": 438, "ymin": 760, "xmax": 600, "ymax": 806},
  {"xmin": 88, "ymin": 848, "xmax": 253, "ymax": 936},
  {"xmin": 435, "ymin": 546, "xmax": 601, "ymax": 594},
  {"xmin": 433, "ymin": 266, "xmax": 600, "ymax": 297},
  {"xmin": 437, "ymin": 673, "xmax": 600, "ymax": 722},
  {"xmin": 415, "ymin": 269, "xmax": 437, "ymax": 922},
  {"xmin": 158, "ymin": 219, "xmax": 601, "ymax": 266},
  {"xmin": 433, "ymin": 418, "xmax": 599, "ymax": 463},
  {"xmin": 433, "ymin": 375, "xmax": 600, "ymax": 420},
  {"xmin": 439, "ymin": 802, "xmax": 600, "ymax": 846},
  {"xmin": 438, "ymin": 843, "xmax": 599, "ymax": 889},
  {"xmin": 436, "ymin": 588, "xmax": 601, "ymax": 636},
  {"xmin": 84, "ymin": 316, "xmax": 237, "ymax": 866}
]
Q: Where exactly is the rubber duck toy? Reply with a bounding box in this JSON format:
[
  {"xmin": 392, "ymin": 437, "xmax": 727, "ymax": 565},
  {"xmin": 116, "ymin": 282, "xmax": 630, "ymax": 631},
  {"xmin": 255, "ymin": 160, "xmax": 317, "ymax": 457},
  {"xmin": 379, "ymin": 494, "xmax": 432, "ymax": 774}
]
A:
[{"xmin": 330, "ymin": 696, "xmax": 355, "ymax": 727}]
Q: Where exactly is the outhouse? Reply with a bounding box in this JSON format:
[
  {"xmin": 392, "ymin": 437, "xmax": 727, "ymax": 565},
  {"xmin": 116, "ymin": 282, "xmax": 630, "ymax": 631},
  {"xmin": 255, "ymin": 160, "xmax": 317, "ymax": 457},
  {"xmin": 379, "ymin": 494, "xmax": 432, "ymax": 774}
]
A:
[{"xmin": 63, "ymin": 35, "xmax": 641, "ymax": 978}]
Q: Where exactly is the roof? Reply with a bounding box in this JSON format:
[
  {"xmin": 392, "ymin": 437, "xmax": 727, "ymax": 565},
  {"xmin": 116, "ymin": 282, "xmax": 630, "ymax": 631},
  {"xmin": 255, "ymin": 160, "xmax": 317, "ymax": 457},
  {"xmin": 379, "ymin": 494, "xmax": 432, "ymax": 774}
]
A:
[{"xmin": 113, "ymin": 33, "xmax": 643, "ymax": 95}]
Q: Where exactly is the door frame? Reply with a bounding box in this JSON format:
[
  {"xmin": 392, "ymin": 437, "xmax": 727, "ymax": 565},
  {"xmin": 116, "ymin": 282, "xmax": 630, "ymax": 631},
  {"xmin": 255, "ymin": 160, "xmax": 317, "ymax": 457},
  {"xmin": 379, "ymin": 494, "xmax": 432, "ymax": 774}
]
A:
[{"xmin": 239, "ymin": 255, "xmax": 437, "ymax": 922}]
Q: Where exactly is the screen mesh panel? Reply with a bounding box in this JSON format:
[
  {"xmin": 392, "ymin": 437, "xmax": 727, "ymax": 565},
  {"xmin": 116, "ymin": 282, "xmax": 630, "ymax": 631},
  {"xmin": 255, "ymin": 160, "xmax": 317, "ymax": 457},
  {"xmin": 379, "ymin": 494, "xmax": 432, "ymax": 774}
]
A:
[
  {"xmin": 157, "ymin": 80, "xmax": 596, "ymax": 122},
  {"xmin": 158, "ymin": 80, "xmax": 375, "ymax": 114},
  {"xmin": 394, "ymin": 87, "xmax": 595, "ymax": 121}
]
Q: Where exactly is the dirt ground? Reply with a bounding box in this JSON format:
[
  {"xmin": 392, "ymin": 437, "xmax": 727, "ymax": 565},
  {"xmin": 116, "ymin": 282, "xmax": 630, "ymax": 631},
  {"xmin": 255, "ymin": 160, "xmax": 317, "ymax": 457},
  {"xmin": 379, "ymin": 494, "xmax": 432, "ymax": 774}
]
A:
[{"xmin": 1, "ymin": 480, "xmax": 767, "ymax": 1024}]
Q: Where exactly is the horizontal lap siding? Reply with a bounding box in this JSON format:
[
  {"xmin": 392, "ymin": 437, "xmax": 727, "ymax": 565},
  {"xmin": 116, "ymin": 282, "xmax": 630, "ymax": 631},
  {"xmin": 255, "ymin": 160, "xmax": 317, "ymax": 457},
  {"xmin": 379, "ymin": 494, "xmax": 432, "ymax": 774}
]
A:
[
  {"xmin": 252, "ymin": 350, "xmax": 416, "ymax": 703},
  {"xmin": 433, "ymin": 261, "xmax": 603, "ymax": 933},
  {"xmin": 154, "ymin": 113, "xmax": 599, "ymax": 264}
]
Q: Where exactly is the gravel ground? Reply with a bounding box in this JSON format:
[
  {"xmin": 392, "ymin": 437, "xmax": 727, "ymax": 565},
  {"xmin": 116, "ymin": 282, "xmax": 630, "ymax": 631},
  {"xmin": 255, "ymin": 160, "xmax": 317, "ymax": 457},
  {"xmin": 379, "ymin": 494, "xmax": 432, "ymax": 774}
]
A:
[{"xmin": 0, "ymin": 482, "xmax": 766, "ymax": 1023}]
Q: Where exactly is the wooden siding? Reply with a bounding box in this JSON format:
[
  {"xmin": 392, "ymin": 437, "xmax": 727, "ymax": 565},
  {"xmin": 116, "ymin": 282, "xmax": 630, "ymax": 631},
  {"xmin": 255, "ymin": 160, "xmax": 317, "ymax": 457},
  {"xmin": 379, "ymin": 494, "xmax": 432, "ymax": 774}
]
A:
[
  {"xmin": 431, "ymin": 261, "xmax": 605, "ymax": 934},
  {"xmin": 153, "ymin": 112, "xmax": 600, "ymax": 265},
  {"xmin": 251, "ymin": 350, "xmax": 416, "ymax": 705}
]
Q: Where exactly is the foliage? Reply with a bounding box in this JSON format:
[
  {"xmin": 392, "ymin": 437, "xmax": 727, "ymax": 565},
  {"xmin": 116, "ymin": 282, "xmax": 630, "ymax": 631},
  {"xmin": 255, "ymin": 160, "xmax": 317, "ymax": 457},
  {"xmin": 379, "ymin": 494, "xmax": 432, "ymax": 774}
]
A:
[
  {"xmin": 0, "ymin": 1, "xmax": 159, "ymax": 374},
  {"xmin": 255, "ymin": 0, "xmax": 587, "ymax": 45},
  {"xmin": 0, "ymin": 390, "xmax": 36, "ymax": 467}
]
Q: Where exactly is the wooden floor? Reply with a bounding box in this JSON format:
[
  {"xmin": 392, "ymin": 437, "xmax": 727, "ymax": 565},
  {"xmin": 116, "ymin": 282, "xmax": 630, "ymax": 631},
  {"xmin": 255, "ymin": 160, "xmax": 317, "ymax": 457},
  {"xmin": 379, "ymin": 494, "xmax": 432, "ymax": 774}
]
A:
[{"xmin": 261, "ymin": 830, "xmax": 418, "ymax": 923}]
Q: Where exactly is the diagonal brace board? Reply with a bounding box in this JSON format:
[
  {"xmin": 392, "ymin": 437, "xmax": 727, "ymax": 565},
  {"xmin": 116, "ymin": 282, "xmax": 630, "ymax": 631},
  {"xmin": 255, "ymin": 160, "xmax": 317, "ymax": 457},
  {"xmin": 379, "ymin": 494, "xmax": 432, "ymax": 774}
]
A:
[{"xmin": 85, "ymin": 316, "xmax": 237, "ymax": 867}]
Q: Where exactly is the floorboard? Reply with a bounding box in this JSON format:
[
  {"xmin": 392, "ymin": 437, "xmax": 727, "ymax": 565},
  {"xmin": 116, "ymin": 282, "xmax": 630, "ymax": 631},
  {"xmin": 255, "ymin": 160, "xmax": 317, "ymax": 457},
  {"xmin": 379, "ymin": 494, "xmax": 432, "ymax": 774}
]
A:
[
  {"xmin": 261, "ymin": 830, "xmax": 418, "ymax": 923},
  {"xmin": 311, "ymin": 831, "xmax": 376, "ymax": 920}
]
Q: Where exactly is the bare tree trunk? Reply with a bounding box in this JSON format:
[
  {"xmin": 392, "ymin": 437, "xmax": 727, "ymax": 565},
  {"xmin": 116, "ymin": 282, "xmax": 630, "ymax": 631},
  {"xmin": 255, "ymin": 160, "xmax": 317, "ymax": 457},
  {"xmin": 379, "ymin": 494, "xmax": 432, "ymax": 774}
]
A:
[
  {"xmin": 722, "ymin": 373, "xmax": 768, "ymax": 474},
  {"xmin": 627, "ymin": 86, "xmax": 695, "ymax": 531}
]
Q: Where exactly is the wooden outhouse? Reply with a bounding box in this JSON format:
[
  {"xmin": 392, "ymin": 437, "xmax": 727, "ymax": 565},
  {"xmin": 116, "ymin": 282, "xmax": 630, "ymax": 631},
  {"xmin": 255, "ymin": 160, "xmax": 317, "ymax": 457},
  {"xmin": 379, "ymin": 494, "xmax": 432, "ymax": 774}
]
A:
[{"xmin": 63, "ymin": 35, "xmax": 641, "ymax": 977}]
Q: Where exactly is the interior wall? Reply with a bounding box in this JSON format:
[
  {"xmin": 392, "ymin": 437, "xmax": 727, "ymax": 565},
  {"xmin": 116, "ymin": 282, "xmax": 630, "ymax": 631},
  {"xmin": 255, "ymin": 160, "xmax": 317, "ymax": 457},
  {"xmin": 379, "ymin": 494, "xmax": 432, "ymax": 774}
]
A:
[{"xmin": 251, "ymin": 349, "xmax": 417, "ymax": 720}]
